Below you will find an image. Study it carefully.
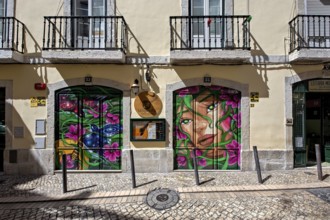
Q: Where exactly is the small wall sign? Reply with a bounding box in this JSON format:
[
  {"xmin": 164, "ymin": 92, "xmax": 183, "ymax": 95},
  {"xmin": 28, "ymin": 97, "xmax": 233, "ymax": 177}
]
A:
[
  {"xmin": 35, "ymin": 119, "xmax": 46, "ymax": 135},
  {"xmin": 309, "ymin": 80, "xmax": 330, "ymax": 92},
  {"xmin": 250, "ymin": 92, "xmax": 259, "ymax": 102},
  {"xmin": 30, "ymin": 97, "xmax": 46, "ymax": 107},
  {"xmin": 203, "ymin": 76, "xmax": 211, "ymax": 83},
  {"xmin": 85, "ymin": 76, "xmax": 93, "ymax": 83},
  {"xmin": 130, "ymin": 119, "xmax": 165, "ymax": 141},
  {"xmin": 14, "ymin": 127, "xmax": 24, "ymax": 138}
]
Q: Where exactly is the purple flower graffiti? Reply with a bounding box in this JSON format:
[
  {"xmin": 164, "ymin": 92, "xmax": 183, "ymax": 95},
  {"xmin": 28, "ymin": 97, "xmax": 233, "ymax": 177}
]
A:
[
  {"xmin": 106, "ymin": 113, "xmax": 120, "ymax": 124},
  {"xmin": 103, "ymin": 142, "xmax": 121, "ymax": 162},
  {"xmin": 64, "ymin": 154, "xmax": 75, "ymax": 169},
  {"xmin": 177, "ymin": 86, "xmax": 200, "ymax": 96},
  {"xmin": 88, "ymin": 103, "xmax": 108, "ymax": 118},
  {"xmin": 233, "ymin": 113, "xmax": 241, "ymax": 128},
  {"xmin": 227, "ymin": 95, "xmax": 240, "ymax": 108},
  {"xmin": 198, "ymin": 158, "xmax": 207, "ymax": 167},
  {"xmin": 226, "ymin": 140, "xmax": 241, "ymax": 165},
  {"xmin": 65, "ymin": 124, "xmax": 86, "ymax": 141},
  {"xmin": 190, "ymin": 149, "xmax": 207, "ymax": 167},
  {"xmin": 175, "ymin": 127, "xmax": 187, "ymax": 140},
  {"xmin": 190, "ymin": 149, "xmax": 202, "ymax": 158},
  {"xmin": 177, "ymin": 156, "xmax": 187, "ymax": 167}
]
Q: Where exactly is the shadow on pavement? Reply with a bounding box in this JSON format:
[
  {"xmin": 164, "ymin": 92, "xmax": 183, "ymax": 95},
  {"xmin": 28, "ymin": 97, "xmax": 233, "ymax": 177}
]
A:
[
  {"xmin": 262, "ymin": 175, "xmax": 272, "ymax": 184},
  {"xmin": 67, "ymin": 184, "xmax": 97, "ymax": 193},
  {"xmin": 136, "ymin": 179, "xmax": 158, "ymax": 188},
  {"xmin": 199, "ymin": 178, "xmax": 215, "ymax": 185}
]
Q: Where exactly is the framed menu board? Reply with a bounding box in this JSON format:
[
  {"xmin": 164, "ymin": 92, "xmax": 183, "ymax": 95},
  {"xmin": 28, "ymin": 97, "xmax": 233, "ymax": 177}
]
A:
[{"xmin": 130, "ymin": 119, "xmax": 165, "ymax": 141}]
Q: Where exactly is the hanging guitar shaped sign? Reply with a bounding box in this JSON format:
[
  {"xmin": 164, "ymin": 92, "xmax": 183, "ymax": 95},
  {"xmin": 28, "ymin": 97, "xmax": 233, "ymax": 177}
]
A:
[{"xmin": 134, "ymin": 91, "xmax": 163, "ymax": 117}]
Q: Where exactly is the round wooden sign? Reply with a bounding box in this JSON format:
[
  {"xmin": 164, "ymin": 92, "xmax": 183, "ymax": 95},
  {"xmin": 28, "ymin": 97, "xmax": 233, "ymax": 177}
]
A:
[{"xmin": 134, "ymin": 91, "xmax": 163, "ymax": 117}]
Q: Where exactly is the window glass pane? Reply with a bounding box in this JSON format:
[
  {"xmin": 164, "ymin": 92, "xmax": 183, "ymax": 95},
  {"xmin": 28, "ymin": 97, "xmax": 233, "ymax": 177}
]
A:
[
  {"xmin": 192, "ymin": 0, "xmax": 204, "ymax": 16},
  {"xmin": 209, "ymin": 0, "xmax": 221, "ymax": 16},
  {"xmin": 75, "ymin": 0, "xmax": 88, "ymax": 16},
  {"xmin": 192, "ymin": 18, "xmax": 204, "ymax": 35},
  {"xmin": 0, "ymin": 0, "xmax": 6, "ymax": 17},
  {"xmin": 92, "ymin": 0, "xmax": 105, "ymax": 16}
]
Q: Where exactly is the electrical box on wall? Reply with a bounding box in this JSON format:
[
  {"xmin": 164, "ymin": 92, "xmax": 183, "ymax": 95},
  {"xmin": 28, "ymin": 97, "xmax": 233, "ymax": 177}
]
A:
[
  {"xmin": 35, "ymin": 119, "xmax": 46, "ymax": 135},
  {"xmin": 34, "ymin": 83, "xmax": 47, "ymax": 90},
  {"xmin": 34, "ymin": 137, "xmax": 46, "ymax": 149}
]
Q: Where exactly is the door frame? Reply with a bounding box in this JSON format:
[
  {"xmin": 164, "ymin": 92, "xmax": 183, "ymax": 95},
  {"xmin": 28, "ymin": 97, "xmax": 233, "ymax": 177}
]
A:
[
  {"xmin": 285, "ymin": 70, "xmax": 330, "ymax": 169},
  {"xmin": 0, "ymin": 80, "xmax": 13, "ymax": 173},
  {"xmin": 47, "ymin": 77, "xmax": 130, "ymax": 173},
  {"xmin": 166, "ymin": 77, "xmax": 250, "ymax": 171},
  {"xmin": 173, "ymin": 85, "xmax": 241, "ymax": 170},
  {"xmin": 55, "ymin": 85, "xmax": 123, "ymax": 170}
]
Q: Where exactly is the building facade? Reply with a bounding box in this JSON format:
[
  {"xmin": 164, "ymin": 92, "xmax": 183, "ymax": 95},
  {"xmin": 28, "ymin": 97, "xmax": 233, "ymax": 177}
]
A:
[{"xmin": 0, "ymin": 0, "xmax": 330, "ymax": 175}]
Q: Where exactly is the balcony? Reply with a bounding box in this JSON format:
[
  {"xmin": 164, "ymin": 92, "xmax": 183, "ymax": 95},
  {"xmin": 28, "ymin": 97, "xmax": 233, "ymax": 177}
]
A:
[
  {"xmin": 170, "ymin": 15, "xmax": 251, "ymax": 64},
  {"xmin": 289, "ymin": 15, "xmax": 330, "ymax": 64},
  {"xmin": 42, "ymin": 16, "xmax": 127, "ymax": 63},
  {"xmin": 0, "ymin": 17, "xmax": 25, "ymax": 63}
]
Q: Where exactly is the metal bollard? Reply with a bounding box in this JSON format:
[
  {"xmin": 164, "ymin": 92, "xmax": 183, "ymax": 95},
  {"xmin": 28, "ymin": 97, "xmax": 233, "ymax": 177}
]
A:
[
  {"xmin": 62, "ymin": 154, "xmax": 68, "ymax": 193},
  {"xmin": 130, "ymin": 149, "xmax": 137, "ymax": 188},
  {"xmin": 253, "ymin": 146, "xmax": 263, "ymax": 184},
  {"xmin": 192, "ymin": 148, "xmax": 200, "ymax": 186},
  {"xmin": 315, "ymin": 144, "xmax": 323, "ymax": 181}
]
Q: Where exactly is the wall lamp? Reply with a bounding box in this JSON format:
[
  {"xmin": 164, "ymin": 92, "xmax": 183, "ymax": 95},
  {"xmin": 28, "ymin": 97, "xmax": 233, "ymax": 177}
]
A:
[
  {"xmin": 145, "ymin": 65, "xmax": 151, "ymax": 82},
  {"xmin": 323, "ymin": 64, "xmax": 330, "ymax": 71},
  {"xmin": 131, "ymin": 79, "xmax": 139, "ymax": 95}
]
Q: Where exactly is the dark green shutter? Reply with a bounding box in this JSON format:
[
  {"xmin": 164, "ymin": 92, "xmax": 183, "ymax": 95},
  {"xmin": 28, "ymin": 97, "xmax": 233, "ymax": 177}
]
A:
[{"xmin": 293, "ymin": 83, "xmax": 307, "ymax": 167}]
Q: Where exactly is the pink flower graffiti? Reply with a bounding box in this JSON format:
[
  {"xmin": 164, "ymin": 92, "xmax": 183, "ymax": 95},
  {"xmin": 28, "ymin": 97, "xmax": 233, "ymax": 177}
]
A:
[
  {"xmin": 103, "ymin": 142, "xmax": 121, "ymax": 162},
  {"xmin": 65, "ymin": 124, "xmax": 86, "ymax": 141}
]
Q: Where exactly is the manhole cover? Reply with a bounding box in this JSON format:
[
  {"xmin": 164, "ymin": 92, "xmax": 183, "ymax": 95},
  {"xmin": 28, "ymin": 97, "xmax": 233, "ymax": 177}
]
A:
[{"xmin": 145, "ymin": 188, "xmax": 180, "ymax": 210}]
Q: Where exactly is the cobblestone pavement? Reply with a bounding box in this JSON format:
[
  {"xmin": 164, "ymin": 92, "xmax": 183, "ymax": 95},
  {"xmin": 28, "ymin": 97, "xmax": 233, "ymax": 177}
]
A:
[
  {"xmin": 0, "ymin": 169, "xmax": 330, "ymax": 197},
  {"xmin": 0, "ymin": 169, "xmax": 329, "ymax": 219},
  {"xmin": 0, "ymin": 189, "xmax": 329, "ymax": 219}
]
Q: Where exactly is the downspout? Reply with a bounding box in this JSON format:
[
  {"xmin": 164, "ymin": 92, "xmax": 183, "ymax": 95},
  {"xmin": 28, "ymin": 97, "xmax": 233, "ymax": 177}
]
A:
[
  {"xmin": 221, "ymin": 0, "xmax": 225, "ymax": 48},
  {"xmin": 189, "ymin": 0, "xmax": 192, "ymax": 49},
  {"xmin": 70, "ymin": 0, "xmax": 74, "ymax": 48}
]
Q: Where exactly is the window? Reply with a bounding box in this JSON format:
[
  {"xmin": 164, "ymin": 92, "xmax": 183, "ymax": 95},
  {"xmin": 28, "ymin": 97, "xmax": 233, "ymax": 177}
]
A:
[
  {"xmin": 191, "ymin": 0, "xmax": 224, "ymax": 48},
  {"xmin": 0, "ymin": 0, "xmax": 6, "ymax": 43},
  {"xmin": 73, "ymin": 0, "xmax": 107, "ymax": 48}
]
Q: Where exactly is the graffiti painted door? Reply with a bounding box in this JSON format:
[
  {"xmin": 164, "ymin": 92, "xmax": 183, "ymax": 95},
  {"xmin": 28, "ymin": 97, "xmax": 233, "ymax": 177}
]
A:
[
  {"xmin": 55, "ymin": 86, "xmax": 122, "ymax": 170},
  {"xmin": 174, "ymin": 85, "xmax": 241, "ymax": 170}
]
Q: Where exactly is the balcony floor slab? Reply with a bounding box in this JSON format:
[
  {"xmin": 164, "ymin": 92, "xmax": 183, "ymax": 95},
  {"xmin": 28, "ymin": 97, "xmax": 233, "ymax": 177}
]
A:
[
  {"xmin": 170, "ymin": 49, "xmax": 251, "ymax": 65},
  {"xmin": 0, "ymin": 50, "xmax": 24, "ymax": 63},
  {"xmin": 289, "ymin": 49, "xmax": 330, "ymax": 64},
  {"xmin": 42, "ymin": 50, "xmax": 125, "ymax": 64}
]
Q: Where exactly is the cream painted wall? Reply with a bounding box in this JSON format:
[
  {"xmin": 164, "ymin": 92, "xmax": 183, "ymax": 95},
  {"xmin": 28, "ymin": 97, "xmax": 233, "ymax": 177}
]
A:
[
  {"xmin": 235, "ymin": 0, "xmax": 296, "ymax": 56},
  {"xmin": 0, "ymin": 64, "xmax": 49, "ymax": 148},
  {"xmin": 16, "ymin": 0, "xmax": 64, "ymax": 54},
  {"xmin": 249, "ymin": 66, "xmax": 288, "ymax": 149},
  {"xmin": 117, "ymin": 0, "xmax": 180, "ymax": 56},
  {"xmin": 14, "ymin": 0, "xmax": 301, "ymax": 56}
]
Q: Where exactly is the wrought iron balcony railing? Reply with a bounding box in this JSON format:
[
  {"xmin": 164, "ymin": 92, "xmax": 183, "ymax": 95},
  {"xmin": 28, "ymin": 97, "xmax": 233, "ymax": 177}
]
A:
[
  {"xmin": 0, "ymin": 17, "xmax": 25, "ymax": 53},
  {"xmin": 170, "ymin": 15, "xmax": 251, "ymax": 50},
  {"xmin": 289, "ymin": 15, "xmax": 330, "ymax": 53},
  {"xmin": 43, "ymin": 16, "xmax": 128, "ymax": 53}
]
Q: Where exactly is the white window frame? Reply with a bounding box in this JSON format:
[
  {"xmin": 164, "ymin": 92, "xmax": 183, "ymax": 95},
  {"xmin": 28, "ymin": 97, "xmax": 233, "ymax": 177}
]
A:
[
  {"xmin": 0, "ymin": 0, "xmax": 14, "ymax": 17},
  {"xmin": 63, "ymin": 0, "xmax": 115, "ymax": 48},
  {"xmin": 63, "ymin": 0, "xmax": 115, "ymax": 17},
  {"xmin": 191, "ymin": 0, "xmax": 223, "ymax": 48}
]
